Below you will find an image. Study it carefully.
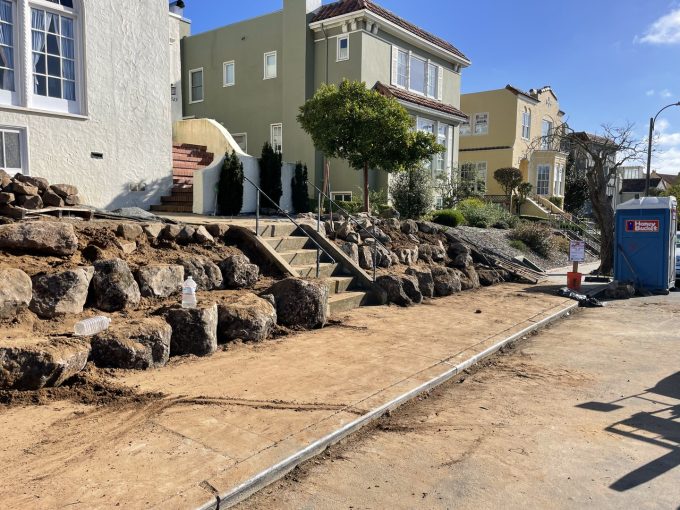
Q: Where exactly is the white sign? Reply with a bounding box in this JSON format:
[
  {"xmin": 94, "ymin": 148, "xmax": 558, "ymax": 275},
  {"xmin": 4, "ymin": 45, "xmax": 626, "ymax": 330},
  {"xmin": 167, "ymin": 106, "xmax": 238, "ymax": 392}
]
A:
[{"xmin": 569, "ymin": 240, "xmax": 586, "ymax": 262}]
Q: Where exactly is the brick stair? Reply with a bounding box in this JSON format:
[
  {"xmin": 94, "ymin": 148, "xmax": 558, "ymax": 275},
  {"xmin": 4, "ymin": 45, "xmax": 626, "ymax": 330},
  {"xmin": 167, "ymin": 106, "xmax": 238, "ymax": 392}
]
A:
[
  {"xmin": 151, "ymin": 144, "xmax": 215, "ymax": 213},
  {"xmin": 258, "ymin": 223, "xmax": 368, "ymax": 315}
]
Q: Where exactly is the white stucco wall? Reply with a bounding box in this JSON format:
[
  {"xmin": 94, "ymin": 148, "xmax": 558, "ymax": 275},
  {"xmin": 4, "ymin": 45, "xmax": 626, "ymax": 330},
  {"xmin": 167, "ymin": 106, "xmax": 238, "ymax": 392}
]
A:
[{"xmin": 0, "ymin": 0, "xmax": 173, "ymax": 210}]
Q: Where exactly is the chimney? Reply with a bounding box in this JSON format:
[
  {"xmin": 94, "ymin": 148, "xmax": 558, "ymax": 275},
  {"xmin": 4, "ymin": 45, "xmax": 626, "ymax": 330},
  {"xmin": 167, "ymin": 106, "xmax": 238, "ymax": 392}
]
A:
[{"xmin": 169, "ymin": 0, "xmax": 185, "ymax": 16}]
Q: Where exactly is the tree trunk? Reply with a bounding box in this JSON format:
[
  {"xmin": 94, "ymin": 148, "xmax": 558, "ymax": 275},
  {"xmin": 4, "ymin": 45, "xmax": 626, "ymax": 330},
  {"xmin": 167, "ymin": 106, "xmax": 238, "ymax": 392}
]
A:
[
  {"xmin": 587, "ymin": 162, "xmax": 615, "ymax": 274},
  {"xmin": 363, "ymin": 163, "xmax": 370, "ymax": 213}
]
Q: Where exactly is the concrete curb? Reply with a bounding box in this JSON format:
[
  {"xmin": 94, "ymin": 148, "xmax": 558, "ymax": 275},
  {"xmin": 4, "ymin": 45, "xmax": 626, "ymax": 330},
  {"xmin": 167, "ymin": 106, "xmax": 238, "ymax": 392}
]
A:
[{"xmin": 196, "ymin": 301, "xmax": 579, "ymax": 510}]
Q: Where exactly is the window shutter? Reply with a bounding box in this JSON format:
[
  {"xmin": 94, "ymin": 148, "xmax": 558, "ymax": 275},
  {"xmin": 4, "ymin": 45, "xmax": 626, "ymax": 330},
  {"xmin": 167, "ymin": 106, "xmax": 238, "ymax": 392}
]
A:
[
  {"xmin": 446, "ymin": 125, "xmax": 453, "ymax": 171},
  {"xmin": 391, "ymin": 46, "xmax": 398, "ymax": 86},
  {"xmin": 437, "ymin": 66, "xmax": 444, "ymax": 101}
]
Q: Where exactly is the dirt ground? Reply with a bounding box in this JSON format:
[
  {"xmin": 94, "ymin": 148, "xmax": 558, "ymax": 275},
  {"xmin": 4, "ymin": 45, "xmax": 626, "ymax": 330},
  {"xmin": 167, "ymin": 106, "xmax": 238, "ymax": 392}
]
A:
[{"xmin": 237, "ymin": 293, "xmax": 680, "ymax": 510}]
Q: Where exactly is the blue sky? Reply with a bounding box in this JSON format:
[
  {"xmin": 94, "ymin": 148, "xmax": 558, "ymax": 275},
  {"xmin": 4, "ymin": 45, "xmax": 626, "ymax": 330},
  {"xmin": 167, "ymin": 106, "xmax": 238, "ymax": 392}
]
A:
[{"xmin": 184, "ymin": 0, "xmax": 680, "ymax": 174}]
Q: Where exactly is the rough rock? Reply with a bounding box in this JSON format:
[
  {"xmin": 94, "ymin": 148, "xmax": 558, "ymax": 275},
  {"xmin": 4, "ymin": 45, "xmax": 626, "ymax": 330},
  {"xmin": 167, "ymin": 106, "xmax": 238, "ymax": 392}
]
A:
[
  {"xmin": 418, "ymin": 243, "xmax": 446, "ymax": 263},
  {"xmin": 0, "ymin": 269, "xmax": 32, "ymax": 320},
  {"xmin": 359, "ymin": 227, "xmax": 391, "ymax": 244},
  {"xmin": 0, "ymin": 192, "xmax": 14, "ymax": 205},
  {"xmin": 340, "ymin": 242, "xmax": 359, "ymax": 265},
  {"xmin": 417, "ymin": 221, "xmax": 439, "ymax": 234},
  {"xmin": 0, "ymin": 337, "xmax": 90, "ymax": 390},
  {"xmin": 268, "ymin": 278, "xmax": 328, "ymax": 329},
  {"xmin": 448, "ymin": 240, "xmax": 473, "ymax": 268},
  {"xmin": 345, "ymin": 232, "xmax": 360, "ymax": 244},
  {"xmin": 0, "ymin": 169, "xmax": 11, "ymax": 188},
  {"xmin": 477, "ymin": 268, "xmax": 505, "ymax": 286},
  {"xmin": 0, "ymin": 222, "xmax": 79, "ymax": 256},
  {"xmin": 604, "ymin": 282, "xmax": 636, "ymax": 300},
  {"xmin": 379, "ymin": 206, "xmax": 400, "ymax": 219},
  {"xmin": 92, "ymin": 259, "xmax": 141, "ymax": 312},
  {"xmin": 176, "ymin": 225, "xmax": 196, "ymax": 245},
  {"xmin": 166, "ymin": 304, "xmax": 218, "ymax": 357},
  {"xmin": 114, "ymin": 239, "xmax": 137, "ymax": 255},
  {"xmin": 336, "ymin": 221, "xmax": 354, "ymax": 241},
  {"xmin": 161, "ymin": 224, "xmax": 182, "ymax": 242},
  {"xmin": 64, "ymin": 195, "xmax": 81, "ymax": 206},
  {"xmin": 143, "ymin": 223, "xmax": 164, "ymax": 242},
  {"xmin": 458, "ymin": 265, "xmax": 481, "ymax": 290},
  {"xmin": 431, "ymin": 266, "xmax": 462, "ymax": 296},
  {"xmin": 117, "ymin": 223, "xmax": 144, "ymax": 241},
  {"xmin": 376, "ymin": 275, "xmax": 415, "ymax": 307},
  {"xmin": 50, "ymin": 183, "xmax": 79, "ymax": 198},
  {"xmin": 220, "ymin": 254, "xmax": 259, "ymax": 288},
  {"xmin": 136, "ymin": 265, "xmax": 184, "ymax": 298},
  {"xmin": 8, "ymin": 180, "xmax": 39, "ymax": 196},
  {"xmin": 193, "ymin": 226, "xmax": 215, "ymax": 244},
  {"xmin": 406, "ymin": 267, "xmax": 435, "ymax": 298},
  {"xmin": 180, "ymin": 256, "xmax": 223, "ymax": 291},
  {"xmin": 384, "ymin": 218, "xmax": 401, "ymax": 230},
  {"xmin": 82, "ymin": 244, "xmax": 106, "ymax": 263},
  {"xmin": 15, "ymin": 174, "xmax": 49, "ymax": 192},
  {"xmin": 395, "ymin": 246, "xmax": 419, "ymax": 266},
  {"xmin": 205, "ymin": 223, "xmax": 230, "ymax": 239},
  {"xmin": 15, "ymin": 194, "xmax": 43, "ymax": 210},
  {"xmin": 401, "ymin": 219, "xmax": 418, "ymax": 235},
  {"xmin": 216, "ymin": 292, "xmax": 277, "ymax": 342},
  {"xmin": 401, "ymin": 274, "xmax": 423, "ymax": 304},
  {"xmin": 42, "ymin": 190, "xmax": 64, "ymax": 207},
  {"xmin": 90, "ymin": 318, "xmax": 172, "ymax": 370},
  {"xmin": 29, "ymin": 267, "xmax": 94, "ymax": 319}
]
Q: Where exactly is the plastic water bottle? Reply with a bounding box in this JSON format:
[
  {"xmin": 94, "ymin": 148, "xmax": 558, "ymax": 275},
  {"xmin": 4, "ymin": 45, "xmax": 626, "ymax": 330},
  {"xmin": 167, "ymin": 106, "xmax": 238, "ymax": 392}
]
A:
[
  {"xmin": 182, "ymin": 276, "xmax": 197, "ymax": 309},
  {"xmin": 74, "ymin": 316, "xmax": 111, "ymax": 337}
]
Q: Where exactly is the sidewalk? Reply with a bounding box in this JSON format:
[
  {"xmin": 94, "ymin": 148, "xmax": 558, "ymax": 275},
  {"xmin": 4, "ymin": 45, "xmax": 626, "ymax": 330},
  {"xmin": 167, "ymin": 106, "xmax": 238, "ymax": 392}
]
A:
[{"xmin": 0, "ymin": 283, "xmax": 575, "ymax": 509}]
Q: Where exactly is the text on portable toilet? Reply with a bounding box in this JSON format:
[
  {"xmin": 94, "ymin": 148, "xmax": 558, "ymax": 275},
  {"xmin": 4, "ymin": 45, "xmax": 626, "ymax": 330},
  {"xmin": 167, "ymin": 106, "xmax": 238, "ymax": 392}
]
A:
[{"xmin": 625, "ymin": 220, "xmax": 660, "ymax": 233}]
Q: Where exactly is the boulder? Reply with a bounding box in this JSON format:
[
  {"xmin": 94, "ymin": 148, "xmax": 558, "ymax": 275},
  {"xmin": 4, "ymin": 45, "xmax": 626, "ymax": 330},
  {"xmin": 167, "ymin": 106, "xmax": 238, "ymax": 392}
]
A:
[
  {"xmin": 42, "ymin": 190, "xmax": 64, "ymax": 207},
  {"xmin": 0, "ymin": 337, "xmax": 90, "ymax": 390},
  {"xmin": 376, "ymin": 275, "xmax": 414, "ymax": 307},
  {"xmin": 92, "ymin": 259, "xmax": 141, "ymax": 312},
  {"xmin": 0, "ymin": 222, "xmax": 79, "ymax": 256},
  {"xmin": 220, "ymin": 254, "xmax": 259, "ymax": 288},
  {"xmin": 358, "ymin": 245, "xmax": 376, "ymax": 270},
  {"xmin": 395, "ymin": 246, "xmax": 419, "ymax": 266},
  {"xmin": 90, "ymin": 318, "xmax": 172, "ymax": 369},
  {"xmin": 448, "ymin": 241, "xmax": 473, "ymax": 268},
  {"xmin": 431, "ymin": 266, "xmax": 462, "ymax": 297},
  {"xmin": 216, "ymin": 292, "xmax": 277, "ymax": 342},
  {"xmin": 346, "ymin": 232, "xmax": 360, "ymax": 244},
  {"xmin": 29, "ymin": 267, "xmax": 94, "ymax": 319},
  {"xmin": 176, "ymin": 225, "xmax": 196, "ymax": 245},
  {"xmin": 180, "ymin": 256, "xmax": 223, "ymax": 291},
  {"xmin": 605, "ymin": 282, "xmax": 636, "ymax": 300},
  {"xmin": 418, "ymin": 243, "xmax": 446, "ymax": 263},
  {"xmin": 359, "ymin": 227, "xmax": 391, "ymax": 244},
  {"xmin": 82, "ymin": 244, "xmax": 106, "ymax": 263},
  {"xmin": 15, "ymin": 194, "xmax": 43, "ymax": 210},
  {"xmin": 8, "ymin": 180, "xmax": 39, "ymax": 196},
  {"xmin": 117, "ymin": 223, "xmax": 144, "ymax": 241},
  {"xmin": 205, "ymin": 223, "xmax": 230, "ymax": 239},
  {"xmin": 0, "ymin": 192, "xmax": 14, "ymax": 205},
  {"xmin": 406, "ymin": 267, "xmax": 435, "ymax": 298},
  {"xmin": 401, "ymin": 274, "xmax": 423, "ymax": 305},
  {"xmin": 401, "ymin": 219, "xmax": 418, "ymax": 235},
  {"xmin": 336, "ymin": 221, "xmax": 354, "ymax": 241},
  {"xmin": 340, "ymin": 242, "xmax": 359, "ymax": 265},
  {"xmin": 166, "ymin": 304, "xmax": 218, "ymax": 357},
  {"xmin": 161, "ymin": 224, "xmax": 182, "ymax": 242},
  {"xmin": 458, "ymin": 265, "xmax": 481, "ymax": 290},
  {"xmin": 0, "ymin": 269, "xmax": 32, "ymax": 320},
  {"xmin": 50, "ymin": 183, "xmax": 79, "ymax": 199},
  {"xmin": 0, "ymin": 169, "xmax": 10, "ymax": 188},
  {"xmin": 64, "ymin": 195, "xmax": 81, "ymax": 206},
  {"xmin": 114, "ymin": 238, "xmax": 137, "ymax": 255},
  {"xmin": 136, "ymin": 265, "xmax": 184, "ymax": 298},
  {"xmin": 193, "ymin": 226, "xmax": 215, "ymax": 244},
  {"xmin": 379, "ymin": 206, "xmax": 400, "ymax": 219},
  {"xmin": 477, "ymin": 268, "xmax": 505, "ymax": 286},
  {"xmin": 143, "ymin": 223, "xmax": 164, "ymax": 242},
  {"xmin": 417, "ymin": 221, "xmax": 439, "ymax": 234},
  {"xmin": 14, "ymin": 174, "xmax": 49, "ymax": 192},
  {"xmin": 268, "ymin": 278, "xmax": 328, "ymax": 329},
  {"xmin": 384, "ymin": 218, "xmax": 401, "ymax": 230}
]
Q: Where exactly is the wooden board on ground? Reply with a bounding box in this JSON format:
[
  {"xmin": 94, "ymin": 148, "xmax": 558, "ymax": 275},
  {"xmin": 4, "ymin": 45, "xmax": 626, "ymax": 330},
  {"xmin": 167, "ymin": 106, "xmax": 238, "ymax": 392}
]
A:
[{"xmin": 23, "ymin": 207, "xmax": 95, "ymax": 221}]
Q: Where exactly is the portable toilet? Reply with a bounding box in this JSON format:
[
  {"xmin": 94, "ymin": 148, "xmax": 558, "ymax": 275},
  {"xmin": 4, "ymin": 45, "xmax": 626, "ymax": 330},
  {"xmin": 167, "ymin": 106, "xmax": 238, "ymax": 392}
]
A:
[{"xmin": 615, "ymin": 196, "xmax": 677, "ymax": 293}]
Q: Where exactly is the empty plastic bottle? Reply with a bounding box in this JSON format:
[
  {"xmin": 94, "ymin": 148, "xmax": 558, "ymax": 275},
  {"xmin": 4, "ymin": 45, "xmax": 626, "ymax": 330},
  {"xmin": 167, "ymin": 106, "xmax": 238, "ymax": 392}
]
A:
[
  {"xmin": 182, "ymin": 276, "xmax": 197, "ymax": 309},
  {"xmin": 74, "ymin": 316, "xmax": 111, "ymax": 337}
]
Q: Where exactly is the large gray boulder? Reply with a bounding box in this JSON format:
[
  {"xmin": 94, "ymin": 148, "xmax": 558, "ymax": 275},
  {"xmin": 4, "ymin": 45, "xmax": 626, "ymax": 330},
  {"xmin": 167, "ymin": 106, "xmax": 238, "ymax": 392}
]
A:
[
  {"xmin": 269, "ymin": 278, "xmax": 328, "ymax": 329},
  {"xmin": 0, "ymin": 337, "xmax": 90, "ymax": 390},
  {"xmin": 477, "ymin": 268, "xmax": 506, "ymax": 286},
  {"xmin": 166, "ymin": 304, "xmax": 218, "ymax": 357},
  {"xmin": 431, "ymin": 266, "xmax": 462, "ymax": 296},
  {"xmin": 42, "ymin": 190, "xmax": 64, "ymax": 207},
  {"xmin": 0, "ymin": 222, "xmax": 79, "ymax": 256},
  {"xmin": 193, "ymin": 226, "xmax": 215, "ymax": 244},
  {"xmin": 179, "ymin": 256, "xmax": 223, "ymax": 291},
  {"xmin": 458, "ymin": 265, "xmax": 481, "ymax": 290},
  {"xmin": 376, "ymin": 275, "xmax": 417, "ymax": 307},
  {"xmin": 448, "ymin": 241, "xmax": 473, "ymax": 268},
  {"xmin": 0, "ymin": 269, "xmax": 32, "ymax": 320},
  {"xmin": 220, "ymin": 254, "xmax": 259, "ymax": 289},
  {"xmin": 15, "ymin": 194, "xmax": 43, "ymax": 210},
  {"xmin": 29, "ymin": 267, "xmax": 94, "ymax": 319},
  {"xmin": 395, "ymin": 246, "xmax": 419, "ymax": 266},
  {"xmin": 401, "ymin": 219, "xmax": 418, "ymax": 235},
  {"xmin": 418, "ymin": 243, "xmax": 446, "ymax": 264},
  {"xmin": 216, "ymin": 292, "xmax": 277, "ymax": 342},
  {"xmin": 358, "ymin": 245, "xmax": 376, "ymax": 270},
  {"xmin": 15, "ymin": 174, "xmax": 49, "ymax": 192},
  {"xmin": 401, "ymin": 274, "xmax": 423, "ymax": 305},
  {"xmin": 340, "ymin": 242, "xmax": 359, "ymax": 265},
  {"xmin": 50, "ymin": 183, "xmax": 78, "ymax": 198},
  {"xmin": 92, "ymin": 259, "xmax": 141, "ymax": 312},
  {"xmin": 90, "ymin": 318, "xmax": 172, "ymax": 370},
  {"xmin": 406, "ymin": 267, "xmax": 435, "ymax": 298},
  {"xmin": 116, "ymin": 223, "xmax": 144, "ymax": 241},
  {"xmin": 336, "ymin": 221, "xmax": 354, "ymax": 241},
  {"xmin": 8, "ymin": 180, "xmax": 39, "ymax": 196},
  {"xmin": 136, "ymin": 265, "xmax": 184, "ymax": 298}
]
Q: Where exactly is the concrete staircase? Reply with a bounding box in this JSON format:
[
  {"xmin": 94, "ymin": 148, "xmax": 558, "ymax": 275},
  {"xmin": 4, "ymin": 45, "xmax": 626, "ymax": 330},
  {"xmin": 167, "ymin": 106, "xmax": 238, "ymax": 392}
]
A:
[
  {"xmin": 150, "ymin": 144, "xmax": 214, "ymax": 213},
  {"xmin": 258, "ymin": 223, "xmax": 368, "ymax": 315}
]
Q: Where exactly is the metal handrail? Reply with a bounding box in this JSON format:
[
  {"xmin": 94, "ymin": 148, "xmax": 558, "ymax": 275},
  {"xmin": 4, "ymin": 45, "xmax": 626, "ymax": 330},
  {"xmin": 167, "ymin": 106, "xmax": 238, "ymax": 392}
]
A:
[
  {"xmin": 243, "ymin": 175, "xmax": 335, "ymax": 279},
  {"xmin": 308, "ymin": 182, "xmax": 389, "ymax": 282}
]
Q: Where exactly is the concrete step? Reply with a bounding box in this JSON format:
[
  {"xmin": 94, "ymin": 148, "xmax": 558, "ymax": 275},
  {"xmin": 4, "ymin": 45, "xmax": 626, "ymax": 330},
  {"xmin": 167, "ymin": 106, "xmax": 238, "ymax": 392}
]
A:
[
  {"xmin": 328, "ymin": 291, "xmax": 367, "ymax": 315},
  {"xmin": 258, "ymin": 223, "xmax": 299, "ymax": 238},
  {"xmin": 279, "ymin": 249, "xmax": 320, "ymax": 266},
  {"xmin": 265, "ymin": 236, "xmax": 309, "ymax": 252},
  {"xmin": 325, "ymin": 276, "xmax": 355, "ymax": 295},
  {"xmin": 293, "ymin": 262, "xmax": 336, "ymax": 279},
  {"xmin": 150, "ymin": 204, "xmax": 193, "ymax": 213}
]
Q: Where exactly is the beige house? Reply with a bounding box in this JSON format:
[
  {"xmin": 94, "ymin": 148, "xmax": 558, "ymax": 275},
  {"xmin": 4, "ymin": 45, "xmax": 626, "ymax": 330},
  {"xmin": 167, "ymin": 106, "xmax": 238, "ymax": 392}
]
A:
[{"xmin": 459, "ymin": 85, "xmax": 568, "ymax": 211}]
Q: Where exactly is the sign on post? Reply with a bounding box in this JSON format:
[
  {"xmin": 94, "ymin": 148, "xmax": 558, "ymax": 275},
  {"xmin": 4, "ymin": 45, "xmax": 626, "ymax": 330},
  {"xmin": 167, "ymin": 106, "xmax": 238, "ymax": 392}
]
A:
[{"xmin": 569, "ymin": 240, "xmax": 586, "ymax": 262}]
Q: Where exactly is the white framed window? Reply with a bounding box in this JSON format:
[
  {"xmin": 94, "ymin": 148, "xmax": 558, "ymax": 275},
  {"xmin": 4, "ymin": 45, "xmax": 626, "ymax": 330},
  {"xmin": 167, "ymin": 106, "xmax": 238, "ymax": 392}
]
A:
[
  {"xmin": 0, "ymin": 0, "xmax": 17, "ymax": 101},
  {"xmin": 223, "ymin": 61, "xmax": 235, "ymax": 87},
  {"xmin": 331, "ymin": 191, "xmax": 352, "ymax": 202},
  {"xmin": 521, "ymin": 108, "xmax": 531, "ymax": 139},
  {"xmin": 416, "ymin": 117, "xmax": 435, "ymax": 171},
  {"xmin": 541, "ymin": 119, "xmax": 553, "ymax": 149},
  {"xmin": 553, "ymin": 163, "xmax": 564, "ymax": 196},
  {"xmin": 460, "ymin": 118, "xmax": 471, "ymax": 136},
  {"xmin": 435, "ymin": 123, "xmax": 448, "ymax": 173},
  {"xmin": 409, "ymin": 53, "xmax": 426, "ymax": 95},
  {"xmin": 337, "ymin": 35, "xmax": 349, "ymax": 61},
  {"xmin": 0, "ymin": 126, "xmax": 25, "ymax": 173},
  {"xmin": 395, "ymin": 48, "xmax": 408, "ymax": 88},
  {"xmin": 427, "ymin": 63, "xmax": 438, "ymax": 98},
  {"xmin": 264, "ymin": 51, "xmax": 277, "ymax": 80},
  {"xmin": 537, "ymin": 164, "xmax": 550, "ymax": 195},
  {"xmin": 270, "ymin": 123, "xmax": 282, "ymax": 153},
  {"xmin": 189, "ymin": 68, "xmax": 203, "ymax": 103},
  {"xmin": 460, "ymin": 161, "xmax": 487, "ymax": 192},
  {"xmin": 232, "ymin": 133, "xmax": 247, "ymax": 153},
  {"xmin": 474, "ymin": 113, "xmax": 488, "ymax": 135}
]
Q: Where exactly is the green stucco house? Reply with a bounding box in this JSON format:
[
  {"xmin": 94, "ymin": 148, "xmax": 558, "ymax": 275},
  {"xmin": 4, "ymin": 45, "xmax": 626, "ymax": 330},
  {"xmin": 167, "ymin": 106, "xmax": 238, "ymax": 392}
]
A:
[{"xmin": 181, "ymin": 0, "xmax": 470, "ymax": 204}]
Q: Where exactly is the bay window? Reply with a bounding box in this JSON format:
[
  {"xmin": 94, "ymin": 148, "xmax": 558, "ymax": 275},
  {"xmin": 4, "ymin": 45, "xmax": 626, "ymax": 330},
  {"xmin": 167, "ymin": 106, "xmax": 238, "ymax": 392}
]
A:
[
  {"xmin": 460, "ymin": 161, "xmax": 487, "ymax": 192},
  {"xmin": 417, "ymin": 117, "xmax": 434, "ymax": 170},
  {"xmin": 536, "ymin": 164, "xmax": 550, "ymax": 195}
]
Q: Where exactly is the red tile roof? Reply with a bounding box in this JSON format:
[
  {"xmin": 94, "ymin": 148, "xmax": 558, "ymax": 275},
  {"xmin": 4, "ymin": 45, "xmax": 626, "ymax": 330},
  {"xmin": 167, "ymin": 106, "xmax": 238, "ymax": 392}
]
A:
[
  {"xmin": 311, "ymin": 0, "xmax": 469, "ymax": 63},
  {"xmin": 374, "ymin": 82, "xmax": 468, "ymax": 120}
]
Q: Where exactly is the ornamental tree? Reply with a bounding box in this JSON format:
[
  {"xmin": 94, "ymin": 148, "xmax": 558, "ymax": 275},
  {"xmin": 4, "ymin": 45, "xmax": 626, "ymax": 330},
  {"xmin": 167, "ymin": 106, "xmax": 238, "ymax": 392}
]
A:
[
  {"xmin": 493, "ymin": 167, "xmax": 523, "ymax": 212},
  {"xmin": 297, "ymin": 80, "xmax": 442, "ymax": 212}
]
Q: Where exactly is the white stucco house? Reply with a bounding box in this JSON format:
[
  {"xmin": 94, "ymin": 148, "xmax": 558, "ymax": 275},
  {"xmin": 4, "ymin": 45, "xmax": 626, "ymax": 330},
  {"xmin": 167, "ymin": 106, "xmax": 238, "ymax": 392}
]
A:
[{"xmin": 0, "ymin": 0, "xmax": 189, "ymax": 209}]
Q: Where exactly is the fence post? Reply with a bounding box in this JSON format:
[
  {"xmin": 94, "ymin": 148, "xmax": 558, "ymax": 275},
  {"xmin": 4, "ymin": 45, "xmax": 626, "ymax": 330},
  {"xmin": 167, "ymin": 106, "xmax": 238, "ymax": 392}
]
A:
[
  {"xmin": 317, "ymin": 191, "xmax": 322, "ymax": 233},
  {"xmin": 256, "ymin": 190, "xmax": 260, "ymax": 237}
]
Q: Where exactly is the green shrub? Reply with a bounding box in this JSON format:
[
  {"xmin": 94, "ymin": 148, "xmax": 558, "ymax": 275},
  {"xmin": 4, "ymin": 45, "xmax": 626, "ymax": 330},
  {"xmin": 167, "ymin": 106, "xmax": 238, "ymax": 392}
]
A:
[
  {"xmin": 510, "ymin": 222, "xmax": 555, "ymax": 257},
  {"xmin": 390, "ymin": 167, "xmax": 434, "ymax": 219},
  {"xmin": 554, "ymin": 236, "xmax": 571, "ymax": 255},
  {"xmin": 457, "ymin": 199, "xmax": 518, "ymax": 229},
  {"xmin": 432, "ymin": 208, "xmax": 466, "ymax": 227},
  {"xmin": 291, "ymin": 162, "xmax": 310, "ymax": 213},
  {"xmin": 258, "ymin": 142, "xmax": 282, "ymax": 211},
  {"xmin": 217, "ymin": 151, "xmax": 244, "ymax": 216},
  {"xmin": 336, "ymin": 199, "xmax": 363, "ymax": 214},
  {"xmin": 548, "ymin": 196, "xmax": 564, "ymax": 209},
  {"xmin": 509, "ymin": 239, "xmax": 529, "ymax": 252}
]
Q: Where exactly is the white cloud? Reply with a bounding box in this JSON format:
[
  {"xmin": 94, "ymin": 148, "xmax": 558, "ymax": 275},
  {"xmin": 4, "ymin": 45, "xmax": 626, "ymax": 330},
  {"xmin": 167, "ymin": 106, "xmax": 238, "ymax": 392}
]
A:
[
  {"xmin": 660, "ymin": 89, "xmax": 674, "ymax": 98},
  {"xmin": 657, "ymin": 118, "xmax": 671, "ymax": 132},
  {"xmin": 653, "ymin": 119, "xmax": 680, "ymax": 173},
  {"xmin": 646, "ymin": 89, "xmax": 656, "ymax": 96},
  {"xmin": 638, "ymin": 7, "xmax": 680, "ymax": 44}
]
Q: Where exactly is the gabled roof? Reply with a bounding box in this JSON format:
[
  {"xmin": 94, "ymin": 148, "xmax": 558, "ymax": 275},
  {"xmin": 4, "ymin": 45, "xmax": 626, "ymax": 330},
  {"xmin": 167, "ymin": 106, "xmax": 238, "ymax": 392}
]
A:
[
  {"xmin": 374, "ymin": 82, "xmax": 468, "ymax": 120},
  {"xmin": 571, "ymin": 131, "xmax": 614, "ymax": 146},
  {"xmin": 311, "ymin": 0, "xmax": 469, "ymax": 63},
  {"xmin": 505, "ymin": 85, "xmax": 539, "ymax": 103},
  {"xmin": 656, "ymin": 172, "xmax": 680, "ymax": 186}
]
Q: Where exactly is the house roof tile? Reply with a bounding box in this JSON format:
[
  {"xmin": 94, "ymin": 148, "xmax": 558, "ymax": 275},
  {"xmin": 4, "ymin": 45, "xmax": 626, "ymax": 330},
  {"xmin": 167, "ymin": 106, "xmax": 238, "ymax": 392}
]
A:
[
  {"xmin": 311, "ymin": 0, "xmax": 469, "ymax": 62},
  {"xmin": 374, "ymin": 82, "xmax": 468, "ymax": 120}
]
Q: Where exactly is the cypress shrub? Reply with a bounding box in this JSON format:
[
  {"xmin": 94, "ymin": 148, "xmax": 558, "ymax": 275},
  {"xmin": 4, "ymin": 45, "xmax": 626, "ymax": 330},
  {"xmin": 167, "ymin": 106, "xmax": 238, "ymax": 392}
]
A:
[
  {"xmin": 217, "ymin": 151, "xmax": 244, "ymax": 216},
  {"xmin": 291, "ymin": 162, "xmax": 310, "ymax": 213},
  {"xmin": 258, "ymin": 142, "xmax": 283, "ymax": 211}
]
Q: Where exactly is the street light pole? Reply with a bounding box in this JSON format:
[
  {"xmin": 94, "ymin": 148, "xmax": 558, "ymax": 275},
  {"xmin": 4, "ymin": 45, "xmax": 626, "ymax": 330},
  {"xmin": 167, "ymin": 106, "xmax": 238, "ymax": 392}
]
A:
[{"xmin": 646, "ymin": 101, "xmax": 680, "ymax": 197}]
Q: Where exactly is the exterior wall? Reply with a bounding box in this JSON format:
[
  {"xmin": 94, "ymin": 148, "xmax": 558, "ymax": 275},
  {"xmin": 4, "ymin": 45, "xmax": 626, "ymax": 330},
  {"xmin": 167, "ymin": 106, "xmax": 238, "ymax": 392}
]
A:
[
  {"xmin": 1, "ymin": 0, "xmax": 173, "ymax": 210},
  {"xmin": 169, "ymin": 13, "xmax": 191, "ymax": 122}
]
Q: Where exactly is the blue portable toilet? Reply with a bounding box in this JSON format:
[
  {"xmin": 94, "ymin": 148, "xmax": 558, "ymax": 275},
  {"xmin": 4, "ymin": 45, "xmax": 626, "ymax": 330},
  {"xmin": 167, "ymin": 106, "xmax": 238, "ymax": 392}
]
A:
[{"xmin": 615, "ymin": 196, "xmax": 677, "ymax": 293}]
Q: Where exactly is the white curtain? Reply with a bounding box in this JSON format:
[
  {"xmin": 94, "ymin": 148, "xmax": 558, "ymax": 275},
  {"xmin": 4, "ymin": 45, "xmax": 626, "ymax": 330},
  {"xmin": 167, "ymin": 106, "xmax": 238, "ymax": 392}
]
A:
[
  {"xmin": 0, "ymin": 1, "xmax": 13, "ymax": 90},
  {"xmin": 31, "ymin": 9, "xmax": 45, "ymax": 81}
]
